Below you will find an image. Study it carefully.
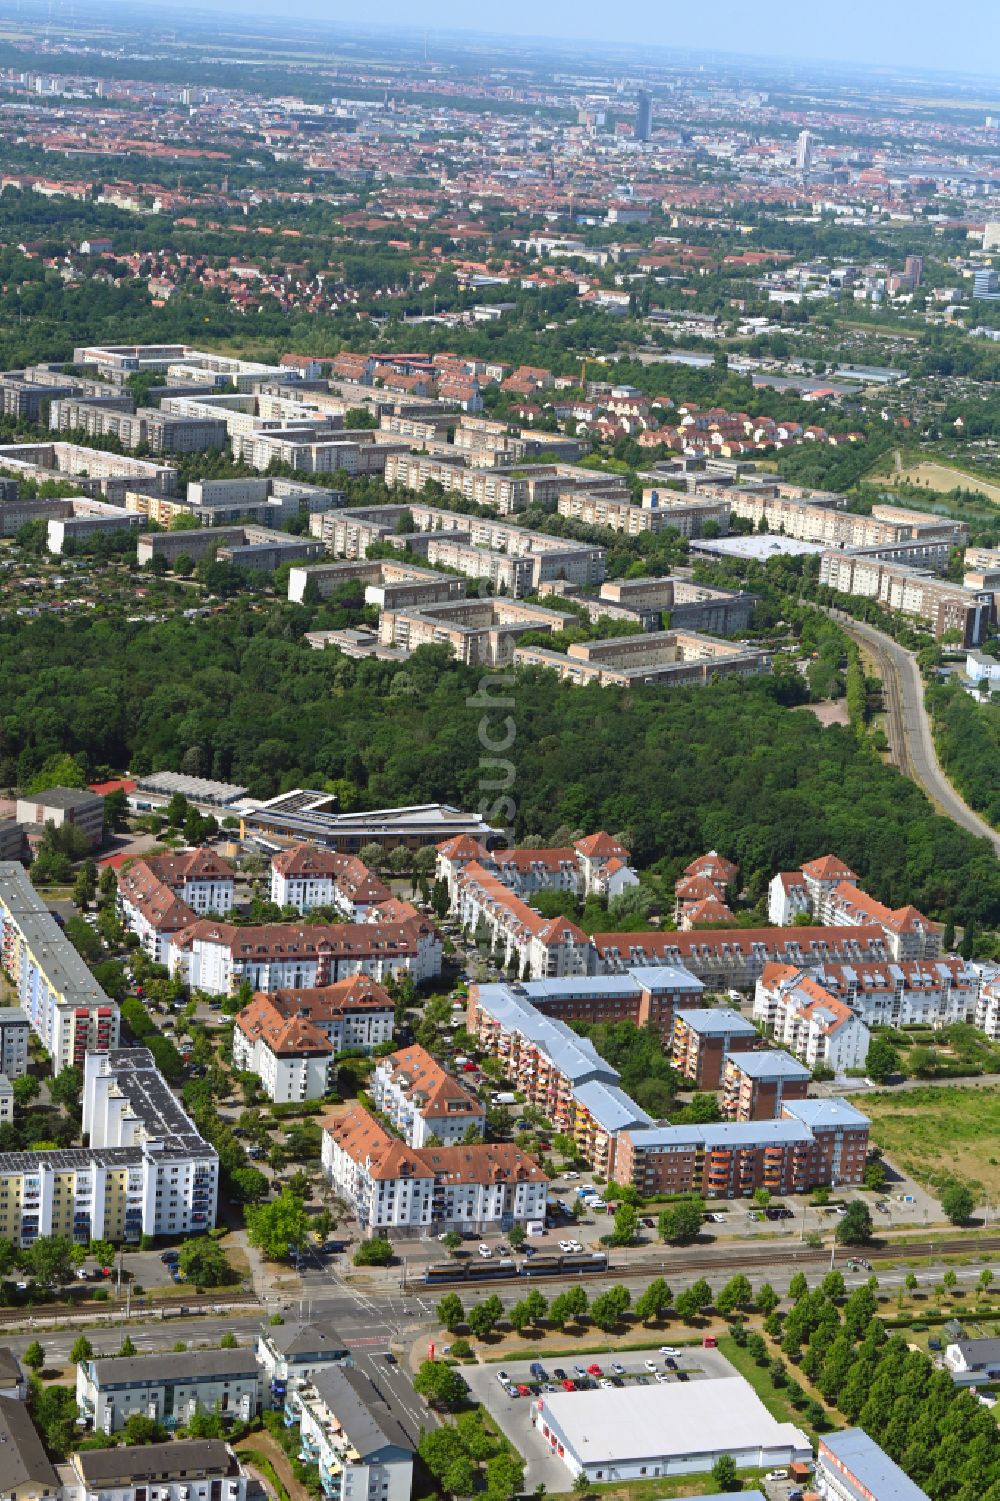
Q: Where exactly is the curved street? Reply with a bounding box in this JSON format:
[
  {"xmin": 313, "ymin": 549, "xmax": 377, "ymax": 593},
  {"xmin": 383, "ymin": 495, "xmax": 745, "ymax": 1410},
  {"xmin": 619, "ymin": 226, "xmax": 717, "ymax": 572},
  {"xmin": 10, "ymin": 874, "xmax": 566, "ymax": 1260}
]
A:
[{"xmin": 828, "ymin": 610, "xmax": 1000, "ymax": 857}]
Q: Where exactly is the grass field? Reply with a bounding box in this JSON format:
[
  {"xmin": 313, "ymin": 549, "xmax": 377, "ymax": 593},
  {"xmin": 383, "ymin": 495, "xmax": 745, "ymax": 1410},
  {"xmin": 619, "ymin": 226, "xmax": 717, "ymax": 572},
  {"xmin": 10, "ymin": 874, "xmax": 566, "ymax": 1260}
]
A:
[
  {"xmin": 863, "ymin": 1085, "xmax": 1000, "ymax": 1196},
  {"xmin": 873, "ymin": 456, "xmax": 1000, "ymax": 506}
]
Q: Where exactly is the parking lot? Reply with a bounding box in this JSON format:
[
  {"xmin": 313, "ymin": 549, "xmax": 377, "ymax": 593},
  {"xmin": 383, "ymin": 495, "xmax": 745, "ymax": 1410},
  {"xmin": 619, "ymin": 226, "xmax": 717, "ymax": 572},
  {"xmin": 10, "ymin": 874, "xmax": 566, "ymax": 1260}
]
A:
[{"xmin": 463, "ymin": 1345, "xmax": 734, "ymax": 1491}]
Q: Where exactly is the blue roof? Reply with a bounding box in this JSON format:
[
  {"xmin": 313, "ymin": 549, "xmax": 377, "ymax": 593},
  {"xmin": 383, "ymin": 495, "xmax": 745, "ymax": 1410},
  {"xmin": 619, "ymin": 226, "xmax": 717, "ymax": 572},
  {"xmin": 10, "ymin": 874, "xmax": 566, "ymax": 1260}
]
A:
[
  {"xmin": 729, "ymin": 1049, "xmax": 812, "ymax": 1080},
  {"xmin": 783, "ymin": 1097, "xmax": 871, "ymax": 1129},
  {"xmin": 473, "ymin": 985, "xmax": 618, "ymax": 1085},
  {"xmin": 627, "ymin": 1118, "xmax": 812, "ymax": 1150},
  {"xmin": 573, "ymin": 1080, "xmax": 652, "ymax": 1133},
  {"xmin": 820, "ymin": 1430, "xmax": 930, "ymax": 1501},
  {"xmin": 675, "ymin": 1006, "xmax": 757, "ymax": 1037}
]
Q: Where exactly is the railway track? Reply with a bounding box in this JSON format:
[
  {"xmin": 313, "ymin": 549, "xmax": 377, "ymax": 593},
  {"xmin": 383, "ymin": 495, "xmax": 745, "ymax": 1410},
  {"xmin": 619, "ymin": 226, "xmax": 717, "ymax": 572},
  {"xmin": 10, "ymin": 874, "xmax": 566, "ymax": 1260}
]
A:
[
  {"xmin": 0, "ymin": 1287, "xmax": 260, "ymax": 1326},
  {"xmin": 415, "ymin": 1234, "xmax": 1000, "ymax": 1287}
]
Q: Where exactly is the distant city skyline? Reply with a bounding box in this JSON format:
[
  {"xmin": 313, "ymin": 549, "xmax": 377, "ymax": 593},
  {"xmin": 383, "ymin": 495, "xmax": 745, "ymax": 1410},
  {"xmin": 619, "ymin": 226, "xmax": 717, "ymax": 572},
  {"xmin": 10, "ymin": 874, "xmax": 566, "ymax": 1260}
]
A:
[{"xmin": 177, "ymin": 0, "xmax": 1000, "ymax": 80}]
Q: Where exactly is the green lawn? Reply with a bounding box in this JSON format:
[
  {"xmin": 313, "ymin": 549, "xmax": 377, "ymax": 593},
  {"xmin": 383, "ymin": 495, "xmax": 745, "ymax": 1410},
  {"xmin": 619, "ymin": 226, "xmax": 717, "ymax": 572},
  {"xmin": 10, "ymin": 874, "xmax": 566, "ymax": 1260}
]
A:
[
  {"xmin": 718, "ymin": 1334, "xmax": 835, "ymax": 1444},
  {"xmin": 862, "ymin": 1085, "xmax": 1000, "ymax": 1196}
]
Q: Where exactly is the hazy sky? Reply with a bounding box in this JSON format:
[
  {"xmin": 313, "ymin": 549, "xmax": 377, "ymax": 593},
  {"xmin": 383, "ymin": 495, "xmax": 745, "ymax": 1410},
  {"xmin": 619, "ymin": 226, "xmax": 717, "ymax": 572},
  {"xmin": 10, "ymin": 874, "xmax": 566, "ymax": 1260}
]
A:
[{"xmin": 179, "ymin": 0, "xmax": 1000, "ymax": 80}]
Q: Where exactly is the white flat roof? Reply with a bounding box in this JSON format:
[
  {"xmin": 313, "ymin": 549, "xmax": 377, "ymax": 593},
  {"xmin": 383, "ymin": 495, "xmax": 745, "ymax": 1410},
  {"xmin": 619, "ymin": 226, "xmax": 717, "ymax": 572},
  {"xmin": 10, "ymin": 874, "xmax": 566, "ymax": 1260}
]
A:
[{"xmin": 538, "ymin": 1376, "xmax": 809, "ymax": 1465}]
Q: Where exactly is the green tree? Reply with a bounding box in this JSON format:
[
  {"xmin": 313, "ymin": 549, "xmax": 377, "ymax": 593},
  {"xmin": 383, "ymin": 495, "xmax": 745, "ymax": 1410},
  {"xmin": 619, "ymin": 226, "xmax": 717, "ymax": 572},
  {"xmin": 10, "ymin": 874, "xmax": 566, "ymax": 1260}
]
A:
[
  {"xmin": 507, "ymin": 1224, "xmax": 526, "ymax": 1250},
  {"xmin": 756, "ymin": 1283, "xmax": 779, "ymax": 1317},
  {"xmin": 658, "ymin": 1197, "xmax": 704, "ymax": 1245},
  {"xmin": 710, "ymin": 1454, "xmax": 740, "ymax": 1492},
  {"xmin": 122, "ymin": 1412, "xmax": 168, "ymax": 1445},
  {"xmin": 610, "ymin": 1201, "xmax": 639, "ymax": 1246},
  {"xmin": 486, "ymin": 1452, "xmax": 525, "ymax": 1501},
  {"xmin": 715, "ymin": 1273, "xmax": 753, "ymax": 1317},
  {"xmin": 436, "ymin": 1292, "xmax": 465, "ymax": 1333},
  {"xmin": 178, "ymin": 1237, "xmax": 233, "ymax": 1288},
  {"xmin": 634, "ymin": 1277, "xmax": 671, "ymax": 1324},
  {"xmin": 941, "ymin": 1183, "xmax": 975, "ymax": 1225},
  {"xmin": 412, "ymin": 1359, "xmax": 468, "ymax": 1411},
  {"xmin": 439, "ymin": 1230, "xmax": 463, "ymax": 1254},
  {"xmin": 352, "ymin": 1236, "xmax": 393, "ymax": 1266},
  {"xmin": 12, "ymin": 1076, "xmax": 40, "ymax": 1108},
  {"xmin": 548, "ymin": 1285, "xmax": 588, "ymax": 1330},
  {"xmin": 865, "ymin": 1037, "xmax": 900, "ymax": 1083},
  {"xmin": 24, "ymin": 1235, "xmax": 74, "ymax": 1285},
  {"xmin": 119, "ymin": 1335, "xmax": 137, "ymax": 1357},
  {"xmin": 246, "ymin": 1187, "xmax": 309, "ymax": 1260},
  {"xmin": 822, "ymin": 1270, "xmax": 846, "ymax": 1300},
  {"xmin": 70, "ymin": 1335, "xmax": 93, "ymax": 1364},
  {"xmin": 590, "ymin": 1284, "xmax": 631, "ymax": 1332},
  {"xmin": 467, "ymin": 1293, "xmax": 504, "ymax": 1340},
  {"xmin": 22, "ymin": 1341, "xmax": 44, "ymax": 1373},
  {"xmin": 220, "ymin": 1332, "xmax": 238, "ymax": 1349},
  {"xmin": 836, "ymin": 1202, "xmax": 874, "ymax": 1245}
]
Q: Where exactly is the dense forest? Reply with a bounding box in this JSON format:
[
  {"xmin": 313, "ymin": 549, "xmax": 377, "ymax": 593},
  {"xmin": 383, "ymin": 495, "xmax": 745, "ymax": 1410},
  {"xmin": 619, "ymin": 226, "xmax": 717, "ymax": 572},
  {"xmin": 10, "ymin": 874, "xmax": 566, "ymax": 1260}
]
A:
[{"xmin": 2, "ymin": 606, "xmax": 999, "ymax": 926}]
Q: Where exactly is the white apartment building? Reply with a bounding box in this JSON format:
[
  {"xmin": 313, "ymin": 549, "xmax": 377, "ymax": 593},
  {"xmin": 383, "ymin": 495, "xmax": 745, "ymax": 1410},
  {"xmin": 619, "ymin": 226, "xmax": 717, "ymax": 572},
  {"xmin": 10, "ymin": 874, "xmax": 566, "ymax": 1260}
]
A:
[
  {"xmin": 64, "ymin": 1440, "xmax": 248, "ymax": 1501},
  {"xmin": 286, "ymin": 1366, "xmax": 413, "ymax": 1501},
  {"xmin": 370, "ymin": 1045, "xmax": 485, "ymax": 1147},
  {"xmin": 322, "ymin": 1106, "xmax": 548, "ymax": 1233},
  {"xmin": 810, "ymin": 958, "xmax": 978, "ymax": 1029},
  {"xmin": 117, "ymin": 847, "xmax": 235, "ymax": 962},
  {"xmin": 83, "ymin": 1049, "xmax": 219, "ymax": 1240},
  {"xmin": 753, "ymin": 967, "xmax": 870, "ymax": 1077},
  {"xmin": 0, "ymin": 861, "xmax": 119, "ymax": 1072},
  {"xmin": 255, "ymin": 1319, "xmax": 351, "ymax": 1406},
  {"xmin": 0, "ymin": 1009, "xmax": 30, "ymax": 1078},
  {"xmin": 232, "ymin": 994, "xmax": 333, "ymax": 1104},
  {"xmin": 269, "ymin": 845, "xmax": 390, "ymax": 917},
  {"xmin": 767, "ymin": 856, "xmax": 940, "ymax": 961},
  {"xmin": 77, "ymin": 1349, "xmax": 262, "ymax": 1435},
  {"xmin": 167, "ymin": 916, "xmax": 440, "ymax": 995}
]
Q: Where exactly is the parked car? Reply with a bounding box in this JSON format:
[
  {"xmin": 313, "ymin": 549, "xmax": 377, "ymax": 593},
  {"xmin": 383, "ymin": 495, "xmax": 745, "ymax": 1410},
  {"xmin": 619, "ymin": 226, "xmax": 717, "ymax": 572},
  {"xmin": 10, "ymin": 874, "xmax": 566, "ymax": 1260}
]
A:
[
  {"xmin": 478, "ymin": 1245, "xmax": 492, "ymax": 1258},
  {"xmin": 497, "ymin": 1370, "xmax": 510, "ymax": 1386},
  {"xmin": 610, "ymin": 1362, "xmax": 625, "ymax": 1376}
]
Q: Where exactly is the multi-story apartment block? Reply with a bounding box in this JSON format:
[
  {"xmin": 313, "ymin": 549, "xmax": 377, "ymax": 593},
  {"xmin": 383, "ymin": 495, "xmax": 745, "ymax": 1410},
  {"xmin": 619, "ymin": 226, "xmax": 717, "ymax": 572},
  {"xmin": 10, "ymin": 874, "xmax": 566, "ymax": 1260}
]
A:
[
  {"xmin": 284, "ymin": 1366, "xmax": 413, "ymax": 1501},
  {"xmin": 255, "ymin": 1319, "xmax": 350, "ymax": 1408},
  {"xmin": 558, "ymin": 488, "xmax": 730, "ymax": 537},
  {"xmin": 671, "ymin": 1008, "xmax": 759, "ymax": 1089},
  {"xmin": 287, "ymin": 558, "xmax": 466, "ymax": 609},
  {"xmin": 49, "ymin": 398, "xmax": 229, "ymax": 453},
  {"xmin": 0, "ymin": 1011, "xmax": 30, "ymax": 1080},
  {"xmin": 468, "ymin": 984, "xmax": 659, "ymax": 1176},
  {"xmin": 167, "ymin": 915, "xmax": 441, "ymax": 994},
  {"xmin": 771, "ymin": 860, "xmax": 940, "ymax": 961},
  {"xmin": 469, "ymin": 969, "xmax": 703, "ymax": 1045},
  {"xmin": 63, "ymin": 1440, "xmax": 248, "ymax": 1501},
  {"xmin": 753, "ymin": 968, "xmax": 871, "ymax": 1076},
  {"xmin": 312, "ymin": 502, "xmax": 605, "ymax": 594},
  {"xmin": 597, "ymin": 576, "xmax": 755, "ymax": 636},
  {"xmin": 437, "ymin": 831, "xmax": 638, "ymax": 907},
  {"xmin": 83, "ymin": 1049, "xmax": 219, "ymax": 1239},
  {"xmin": 975, "ymin": 968, "xmax": 1000, "ymax": 1041},
  {"xmin": 250, "ymin": 977, "xmax": 394, "ymax": 1055},
  {"xmin": 270, "ymin": 846, "xmax": 390, "ymax": 918},
  {"xmin": 616, "ymin": 1097, "xmax": 869, "ymax": 1197},
  {"xmin": 722, "ymin": 1049, "xmax": 812, "ymax": 1121},
  {"xmin": 15, "ymin": 786, "xmax": 104, "ymax": 848},
  {"xmin": 797, "ymin": 957, "xmax": 978, "ymax": 1029},
  {"xmin": 137, "ymin": 526, "xmax": 324, "ymax": 573},
  {"xmin": 77, "ymin": 1349, "xmax": 262, "ymax": 1434},
  {"xmin": 232, "ymin": 996, "xmax": 334, "ymax": 1104},
  {"xmin": 0, "ymin": 1048, "xmax": 216, "ymax": 1248},
  {"xmin": 728, "ymin": 484, "xmax": 966, "ymax": 551},
  {"xmin": 675, "ymin": 849, "xmax": 739, "ymax": 926},
  {"xmin": 815, "ymin": 1429, "xmax": 929, "ymax": 1501},
  {"xmin": 370, "ymin": 1046, "xmax": 485, "ymax": 1148},
  {"xmin": 117, "ymin": 847, "xmax": 235, "ymax": 962},
  {"xmin": 0, "ymin": 440, "xmax": 176, "ymax": 502},
  {"xmin": 515, "ymin": 630, "xmax": 772, "ymax": 688},
  {"xmin": 820, "ymin": 550, "xmax": 993, "ymax": 645},
  {"xmin": 379, "ymin": 597, "xmax": 575, "ymax": 667},
  {"xmin": 591, "ymin": 924, "xmax": 891, "ymax": 988},
  {"xmin": 450, "ymin": 862, "xmax": 592, "ymax": 979},
  {"xmin": 0, "ymin": 861, "xmax": 118, "ymax": 1072},
  {"xmin": 322, "ymin": 1105, "xmax": 548, "ymax": 1233}
]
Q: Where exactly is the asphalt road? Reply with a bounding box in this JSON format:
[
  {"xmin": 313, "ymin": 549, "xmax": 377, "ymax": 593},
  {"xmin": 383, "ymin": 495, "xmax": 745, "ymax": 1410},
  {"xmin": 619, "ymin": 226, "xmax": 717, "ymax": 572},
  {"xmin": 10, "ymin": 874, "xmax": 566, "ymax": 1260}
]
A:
[{"xmin": 830, "ymin": 610, "xmax": 1000, "ymax": 854}]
